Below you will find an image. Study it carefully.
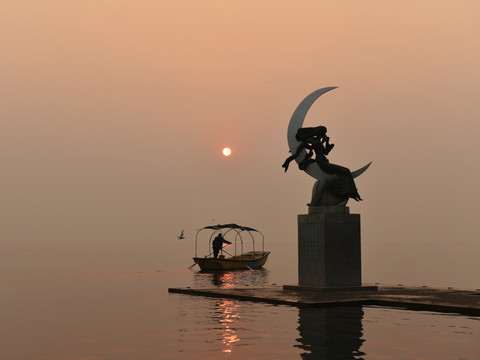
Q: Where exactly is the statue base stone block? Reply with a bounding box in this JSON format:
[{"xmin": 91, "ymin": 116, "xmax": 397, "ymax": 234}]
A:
[{"xmin": 288, "ymin": 206, "xmax": 376, "ymax": 291}]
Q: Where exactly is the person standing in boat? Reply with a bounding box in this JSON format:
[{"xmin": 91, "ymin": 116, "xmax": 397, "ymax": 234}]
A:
[{"xmin": 212, "ymin": 233, "xmax": 232, "ymax": 259}]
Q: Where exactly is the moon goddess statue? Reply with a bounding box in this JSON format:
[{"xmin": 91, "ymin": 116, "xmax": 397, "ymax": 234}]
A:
[{"xmin": 283, "ymin": 87, "xmax": 371, "ymax": 207}]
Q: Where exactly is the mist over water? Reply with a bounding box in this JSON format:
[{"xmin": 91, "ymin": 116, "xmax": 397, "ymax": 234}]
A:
[
  {"xmin": 1, "ymin": 1, "xmax": 479, "ymax": 290},
  {"xmin": 1, "ymin": 1, "xmax": 480, "ymax": 358},
  {"xmin": 1, "ymin": 241, "xmax": 479, "ymax": 359}
]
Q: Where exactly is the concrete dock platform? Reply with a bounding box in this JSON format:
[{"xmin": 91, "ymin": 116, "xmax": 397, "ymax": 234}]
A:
[{"xmin": 168, "ymin": 285, "xmax": 480, "ymax": 316}]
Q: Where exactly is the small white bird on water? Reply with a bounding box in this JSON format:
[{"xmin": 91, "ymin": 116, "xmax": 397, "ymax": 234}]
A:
[{"xmin": 177, "ymin": 230, "xmax": 185, "ymax": 240}]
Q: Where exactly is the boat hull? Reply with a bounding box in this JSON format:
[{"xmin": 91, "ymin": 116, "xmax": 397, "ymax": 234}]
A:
[{"xmin": 193, "ymin": 251, "xmax": 270, "ymax": 270}]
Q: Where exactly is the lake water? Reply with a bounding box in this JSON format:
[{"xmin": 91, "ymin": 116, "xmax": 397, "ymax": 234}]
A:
[{"xmin": 1, "ymin": 241, "xmax": 479, "ymax": 359}]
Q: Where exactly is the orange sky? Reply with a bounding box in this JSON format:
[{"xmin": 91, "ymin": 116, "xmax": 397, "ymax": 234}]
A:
[{"xmin": 1, "ymin": 1, "xmax": 479, "ymax": 287}]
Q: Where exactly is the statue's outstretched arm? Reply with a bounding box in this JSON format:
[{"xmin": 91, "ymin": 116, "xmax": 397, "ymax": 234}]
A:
[{"xmin": 282, "ymin": 141, "xmax": 307, "ymax": 172}]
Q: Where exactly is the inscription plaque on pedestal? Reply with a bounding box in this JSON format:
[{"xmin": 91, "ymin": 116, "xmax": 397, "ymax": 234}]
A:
[{"xmin": 298, "ymin": 209, "xmax": 361, "ymax": 288}]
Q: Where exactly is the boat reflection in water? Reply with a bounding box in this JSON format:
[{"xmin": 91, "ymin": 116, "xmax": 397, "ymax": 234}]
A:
[
  {"xmin": 295, "ymin": 306, "xmax": 365, "ymax": 359},
  {"xmin": 193, "ymin": 268, "xmax": 270, "ymax": 288}
]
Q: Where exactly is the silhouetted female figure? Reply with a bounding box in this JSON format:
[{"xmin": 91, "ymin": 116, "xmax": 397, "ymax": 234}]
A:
[
  {"xmin": 283, "ymin": 126, "xmax": 362, "ymax": 202},
  {"xmin": 282, "ymin": 126, "xmax": 329, "ymax": 172}
]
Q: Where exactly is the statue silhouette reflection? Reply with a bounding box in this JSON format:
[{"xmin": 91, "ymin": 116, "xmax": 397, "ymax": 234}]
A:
[
  {"xmin": 193, "ymin": 271, "xmax": 365, "ymax": 358},
  {"xmin": 296, "ymin": 306, "xmax": 365, "ymax": 359}
]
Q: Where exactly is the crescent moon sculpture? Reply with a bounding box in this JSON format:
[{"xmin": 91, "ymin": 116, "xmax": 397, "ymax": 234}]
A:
[{"xmin": 285, "ymin": 87, "xmax": 372, "ymax": 207}]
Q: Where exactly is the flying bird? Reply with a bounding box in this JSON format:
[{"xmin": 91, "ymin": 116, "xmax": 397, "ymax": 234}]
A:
[{"xmin": 177, "ymin": 230, "xmax": 185, "ymax": 240}]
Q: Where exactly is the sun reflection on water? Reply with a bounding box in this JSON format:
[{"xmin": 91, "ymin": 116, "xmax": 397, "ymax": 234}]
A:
[
  {"xmin": 213, "ymin": 298, "xmax": 241, "ymax": 355},
  {"xmin": 191, "ymin": 269, "xmax": 270, "ymax": 356},
  {"xmin": 193, "ymin": 268, "xmax": 270, "ymax": 288}
]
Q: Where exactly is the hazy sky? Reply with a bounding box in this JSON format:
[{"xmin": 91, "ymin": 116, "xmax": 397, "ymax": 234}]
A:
[{"xmin": 1, "ymin": 1, "xmax": 479, "ymax": 287}]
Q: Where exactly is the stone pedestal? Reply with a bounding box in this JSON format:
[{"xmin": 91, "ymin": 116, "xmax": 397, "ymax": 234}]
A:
[{"xmin": 297, "ymin": 207, "xmax": 362, "ymax": 288}]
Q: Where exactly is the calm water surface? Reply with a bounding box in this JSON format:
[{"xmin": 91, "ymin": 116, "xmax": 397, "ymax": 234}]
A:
[{"xmin": 0, "ymin": 242, "xmax": 479, "ymax": 359}]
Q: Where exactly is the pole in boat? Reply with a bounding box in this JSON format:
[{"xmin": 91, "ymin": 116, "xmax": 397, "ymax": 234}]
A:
[
  {"xmin": 222, "ymin": 248, "xmax": 253, "ymax": 271},
  {"xmin": 244, "ymin": 263, "xmax": 254, "ymax": 271}
]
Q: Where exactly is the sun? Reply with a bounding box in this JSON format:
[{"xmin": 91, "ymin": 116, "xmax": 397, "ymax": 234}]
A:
[{"xmin": 222, "ymin": 147, "xmax": 232, "ymax": 157}]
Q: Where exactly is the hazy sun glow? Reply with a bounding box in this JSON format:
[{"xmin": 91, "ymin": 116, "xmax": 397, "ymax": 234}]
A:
[{"xmin": 222, "ymin": 147, "xmax": 232, "ymax": 156}]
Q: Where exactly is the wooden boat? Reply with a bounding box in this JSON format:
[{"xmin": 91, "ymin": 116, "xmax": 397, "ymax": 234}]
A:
[
  {"xmin": 192, "ymin": 224, "xmax": 270, "ymax": 271},
  {"xmin": 194, "ymin": 251, "xmax": 270, "ymax": 270}
]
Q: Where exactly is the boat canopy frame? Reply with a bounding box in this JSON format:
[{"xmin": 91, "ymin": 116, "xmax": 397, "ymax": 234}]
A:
[{"xmin": 194, "ymin": 223, "xmax": 265, "ymax": 258}]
